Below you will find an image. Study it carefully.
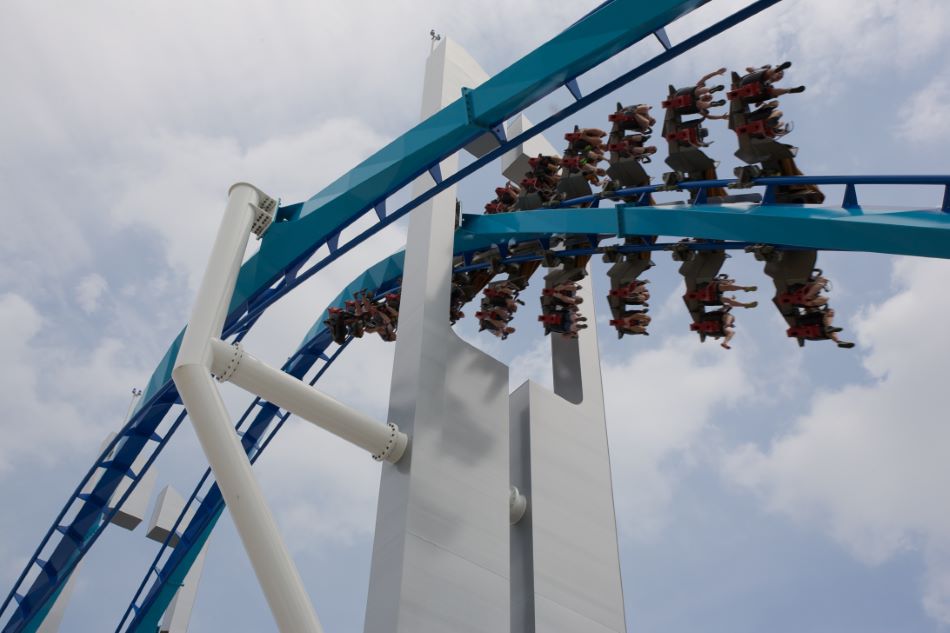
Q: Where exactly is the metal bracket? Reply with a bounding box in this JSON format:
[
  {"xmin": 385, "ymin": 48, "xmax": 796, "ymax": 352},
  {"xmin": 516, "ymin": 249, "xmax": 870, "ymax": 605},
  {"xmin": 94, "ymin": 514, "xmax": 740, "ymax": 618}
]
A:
[
  {"xmin": 509, "ymin": 486, "xmax": 528, "ymax": 525},
  {"xmin": 250, "ymin": 194, "xmax": 278, "ymax": 238}
]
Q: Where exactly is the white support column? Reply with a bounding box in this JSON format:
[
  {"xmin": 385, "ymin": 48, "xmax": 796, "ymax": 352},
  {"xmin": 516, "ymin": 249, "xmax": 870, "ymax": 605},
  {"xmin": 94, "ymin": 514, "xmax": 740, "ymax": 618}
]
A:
[
  {"xmin": 510, "ymin": 271, "xmax": 627, "ymax": 633},
  {"xmin": 363, "ymin": 38, "xmax": 512, "ymax": 633},
  {"xmin": 172, "ymin": 183, "xmax": 323, "ymax": 633}
]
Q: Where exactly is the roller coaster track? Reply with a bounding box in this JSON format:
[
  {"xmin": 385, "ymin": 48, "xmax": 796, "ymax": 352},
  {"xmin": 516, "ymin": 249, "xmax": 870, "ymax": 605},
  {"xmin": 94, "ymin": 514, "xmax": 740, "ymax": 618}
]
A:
[
  {"xmin": 117, "ymin": 174, "xmax": 950, "ymax": 633},
  {"xmin": 4, "ymin": 0, "xmax": 950, "ymax": 630}
]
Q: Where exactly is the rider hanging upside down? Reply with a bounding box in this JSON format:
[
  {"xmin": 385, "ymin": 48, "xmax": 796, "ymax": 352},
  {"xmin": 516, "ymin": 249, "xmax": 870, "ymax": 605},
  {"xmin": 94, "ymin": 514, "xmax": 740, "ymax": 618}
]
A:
[
  {"xmin": 613, "ymin": 309, "xmax": 651, "ymax": 336},
  {"xmin": 708, "ymin": 306, "xmax": 737, "ymax": 350},
  {"xmin": 790, "ymin": 306, "xmax": 855, "ymax": 349},
  {"xmin": 800, "ymin": 268, "xmax": 831, "ymax": 307},
  {"xmin": 615, "ymin": 279, "xmax": 650, "ymax": 306},
  {"xmin": 478, "ymin": 280, "xmax": 524, "ymax": 340},
  {"xmin": 566, "ymin": 127, "xmax": 608, "ymax": 153},
  {"xmin": 741, "ymin": 62, "xmax": 806, "ymax": 100},
  {"xmin": 711, "ymin": 274, "xmax": 759, "ymax": 309},
  {"xmin": 479, "ymin": 311, "xmax": 516, "ymax": 339},
  {"xmin": 695, "ymin": 67, "xmax": 729, "ymax": 120},
  {"xmin": 817, "ymin": 307, "xmax": 854, "ymax": 348},
  {"xmin": 545, "ymin": 306, "xmax": 588, "ymax": 339},
  {"xmin": 747, "ymin": 100, "xmax": 792, "ymax": 137},
  {"xmin": 546, "ymin": 281, "xmax": 584, "ymax": 307},
  {"xmin": 629, "ymin": 104, "xmax": 656, "ymax": 131}
]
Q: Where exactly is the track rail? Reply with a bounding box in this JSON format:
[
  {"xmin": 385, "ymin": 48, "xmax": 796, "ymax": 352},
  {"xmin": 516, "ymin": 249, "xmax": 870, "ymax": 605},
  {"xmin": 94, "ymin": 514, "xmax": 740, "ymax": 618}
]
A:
[{"xmin": 120, "ymin": 174, "xmax": 950, "ymax": 632}]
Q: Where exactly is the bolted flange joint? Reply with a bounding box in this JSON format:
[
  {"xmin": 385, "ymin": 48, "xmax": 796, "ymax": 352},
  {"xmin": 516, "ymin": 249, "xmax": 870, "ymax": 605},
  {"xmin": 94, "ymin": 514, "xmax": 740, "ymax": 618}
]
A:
[
  {"xmin": 372, "ymin": 422, "xmax": 409, "ymax": 464},
  {"xmin": 214, "ymin": 341, "xmax": 244, "ymax": 383}
]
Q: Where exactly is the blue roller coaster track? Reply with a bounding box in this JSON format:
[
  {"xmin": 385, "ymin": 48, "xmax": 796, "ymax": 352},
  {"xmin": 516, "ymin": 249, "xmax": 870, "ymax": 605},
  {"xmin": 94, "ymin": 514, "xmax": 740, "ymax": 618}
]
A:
[{"xmin": 4, "ymin": 0, "xmax": 950, "ymax": 631}]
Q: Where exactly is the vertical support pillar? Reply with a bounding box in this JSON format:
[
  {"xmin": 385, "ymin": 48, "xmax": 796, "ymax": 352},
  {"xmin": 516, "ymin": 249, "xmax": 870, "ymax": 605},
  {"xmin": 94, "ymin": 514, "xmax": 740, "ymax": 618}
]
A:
[
  {"xmin": 510, "ymin": 271, "xmax": 627, "ymax": 633},
  {"xmin": 363, "ymin": 38, "xmax": 511, "ymax": 633}
]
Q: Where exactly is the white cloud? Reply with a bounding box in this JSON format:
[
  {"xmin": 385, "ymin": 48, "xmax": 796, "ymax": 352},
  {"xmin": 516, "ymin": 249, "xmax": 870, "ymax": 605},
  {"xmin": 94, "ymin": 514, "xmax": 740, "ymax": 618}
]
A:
[
  {"xmin": 257, "ymin": 423, "xmax": 381, "ymax": 554},
  {"xmin": 722, "ymin": 257, "xmax": 950, "ymax": 624},
  {"xmin": 898, "ymin": 77, "xmax": 950, "ymax": 144},
  {"xmin": 0, "ymin": 293, "xmax": 141, "ymax": 475},
  {"xmin": 97, "ymin": 118, "xmax": 390, "ymax": 290},
  {"xmin": 604, "ymin": 335, "xmax": 748, "ymax": 540},
  {"xmin": 76, "ymin": 273, "xmax": 108, "ymax": 314}
]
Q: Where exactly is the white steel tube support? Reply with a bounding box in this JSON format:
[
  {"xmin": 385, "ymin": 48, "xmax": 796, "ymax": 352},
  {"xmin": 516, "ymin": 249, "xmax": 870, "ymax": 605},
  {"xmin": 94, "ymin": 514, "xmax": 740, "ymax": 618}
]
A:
[
  {"xmin": 172, "ymin": 183, "xmax": 323, "ymax": 633},
  {"xmin": 209, "ymin": 339, "xmax": 407, "ymax": 463}
]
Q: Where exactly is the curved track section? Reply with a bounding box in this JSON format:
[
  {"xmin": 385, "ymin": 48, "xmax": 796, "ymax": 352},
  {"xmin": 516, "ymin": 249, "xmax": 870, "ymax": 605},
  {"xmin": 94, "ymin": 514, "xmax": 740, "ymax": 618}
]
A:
[
  {"xmin": 120, "ymin": 175, "xmax": 950, "ymax": 632},
  {"xmin": 5, "ymin": 2, "xmax": 786, "ymax": 630}
]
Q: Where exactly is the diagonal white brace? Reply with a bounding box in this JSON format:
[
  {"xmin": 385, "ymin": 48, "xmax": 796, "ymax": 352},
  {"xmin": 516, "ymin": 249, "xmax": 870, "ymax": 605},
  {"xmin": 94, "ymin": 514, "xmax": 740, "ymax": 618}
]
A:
[{"xmin": 209, "ymin": 339, "xmax": 408, "ymax": 463}]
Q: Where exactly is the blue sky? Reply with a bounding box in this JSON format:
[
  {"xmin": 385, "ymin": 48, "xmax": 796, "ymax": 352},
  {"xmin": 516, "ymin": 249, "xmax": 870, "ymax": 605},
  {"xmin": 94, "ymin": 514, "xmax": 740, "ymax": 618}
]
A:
[{"xmin": 3, "ymin": 0, "xmax": 950, "ymax": 631}]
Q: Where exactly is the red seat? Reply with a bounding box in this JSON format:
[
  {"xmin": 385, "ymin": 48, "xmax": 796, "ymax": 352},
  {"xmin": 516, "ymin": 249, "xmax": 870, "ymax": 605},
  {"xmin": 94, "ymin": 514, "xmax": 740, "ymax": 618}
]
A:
[
  {"xmin": 777, "ymin": 287, "xmax": 809, "ymax": 306},
  {"xmin": 538, "ymin": 314, "xmax": 562, "ymax": 325},
  {"xmin": 611, "ymin": 282, "xmax": 649, "ymax": 303},
  {"xmin": 662, "ymin": 93, "xmax": 693, "ymax": 110},
  {"xmin": 727, "ymin": 82, "xmax": 763, "ymax": 101},
  {"xmin": 608, "ymin": 112, "xmax": 637, "ymax": 124},
  {"xmin": 665, "ymin": 127, "xmax": 703, "ymax": 145},
  {"xmin": 690, "ymin": 320, "xmax": 722, "ymax": 334},
  {"xmin": 561, "ymin": 156, "xmax": 581, "ymax": 170},
  {"xmin": 734, "ymin": 119, "xmax": 773, "ymax": 138},
  {"xmin": 684, "ymin": 283, "xmax": 719, "ymax": 304},
  {"xmin": 609, "ymin": 318, "xmax": 642, "ymax": 327},
  {"xmin": 787, "ymin": 324, "xmax": 824, "ymax": 339}
]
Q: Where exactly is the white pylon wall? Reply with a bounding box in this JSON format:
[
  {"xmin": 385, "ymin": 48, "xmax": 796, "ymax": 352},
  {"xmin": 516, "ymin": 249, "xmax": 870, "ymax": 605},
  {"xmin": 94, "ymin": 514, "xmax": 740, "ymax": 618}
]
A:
[{"xmin": 364, "ymin": 38, "xmax": 626, "ymax": 633}]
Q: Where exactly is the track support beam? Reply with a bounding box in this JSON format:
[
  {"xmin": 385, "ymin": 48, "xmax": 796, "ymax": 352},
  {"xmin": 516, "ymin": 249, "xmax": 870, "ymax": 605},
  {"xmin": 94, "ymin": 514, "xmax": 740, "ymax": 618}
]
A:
[
  {"xmin": 172, "ymin": 183, "xmax": 324, "ymax": 633},
  {"xmin": 209, "ymin": 339, "xmax": 407, "ymax": 462}
]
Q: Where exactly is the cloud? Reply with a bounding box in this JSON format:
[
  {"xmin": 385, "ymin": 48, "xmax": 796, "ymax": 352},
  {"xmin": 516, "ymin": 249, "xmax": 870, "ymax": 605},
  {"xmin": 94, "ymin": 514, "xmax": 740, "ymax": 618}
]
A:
[
  {"xmin": 722, "ymin": 257, "xmax": 950, "ymax": 624},
  {"xmin": 0, "ymin": 293, "xmax": 142, "ymax": 475},
  {"xmin": 604, "ymin": 335, "xmax": 748, "ymax": 540},
  {"xmin": 897, "ymin": 76, "xmax": 950, "ymax": 144},
  {"xmin": 96, "ymin": 117, "xmax": 390, "ymax": 289},
  {"xmin": 256, "ymin": 423, "xmax": 382, "ymax": 554},
  {"xmin": 76, "ymin": 273, "xmax": 108, "ymax": 314}
]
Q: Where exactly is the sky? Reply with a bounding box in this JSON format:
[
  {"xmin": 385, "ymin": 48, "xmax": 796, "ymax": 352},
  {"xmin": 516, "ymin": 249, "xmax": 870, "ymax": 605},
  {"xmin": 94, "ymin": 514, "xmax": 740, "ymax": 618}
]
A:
[{"xmin": 2, "ymin": 0, "xmax": 950, "ymax": 631}]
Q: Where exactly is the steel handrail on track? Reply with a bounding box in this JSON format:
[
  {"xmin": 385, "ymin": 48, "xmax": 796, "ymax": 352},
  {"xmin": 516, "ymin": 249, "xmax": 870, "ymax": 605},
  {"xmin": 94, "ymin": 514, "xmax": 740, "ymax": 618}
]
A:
[
  {"xmin": 118, "ymin": 173, "xmax": 950, "ymax": 632},
  {"xmin": 6, "ymin": 1, "xmax": 777, "ymax": 630}
]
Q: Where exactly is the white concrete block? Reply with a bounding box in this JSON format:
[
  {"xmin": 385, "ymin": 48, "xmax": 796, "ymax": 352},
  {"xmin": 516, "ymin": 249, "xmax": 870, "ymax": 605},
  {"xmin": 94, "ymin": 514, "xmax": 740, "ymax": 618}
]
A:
[
  {"xmin": 501, "ymin": 114, "xmax": 560, "ymax": 183},
  {"xmin": 146, "ymin": 486, "xmax": 194, "ymax": 547},
  {"xmin": 108, "ymin": 454, "xmax": 157, "ymax": 531}
]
